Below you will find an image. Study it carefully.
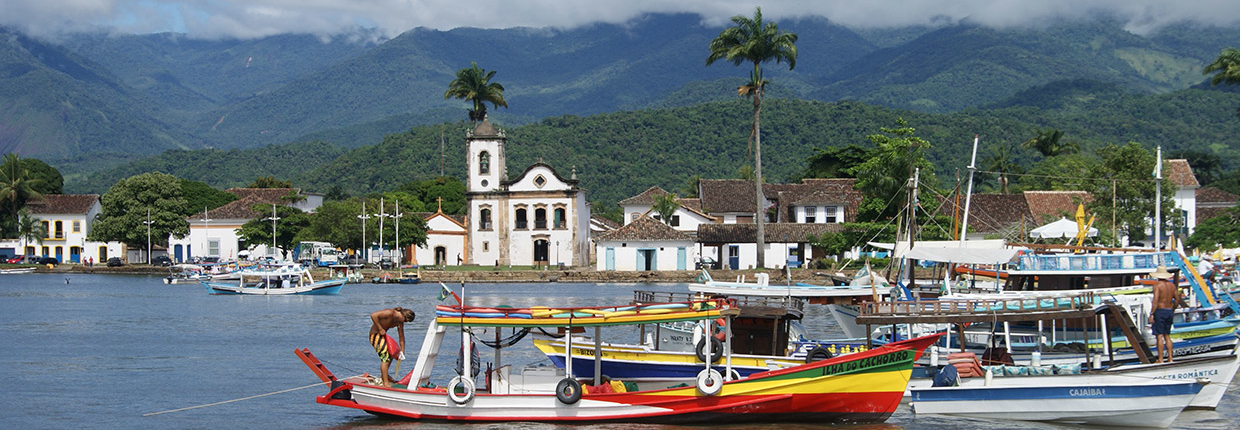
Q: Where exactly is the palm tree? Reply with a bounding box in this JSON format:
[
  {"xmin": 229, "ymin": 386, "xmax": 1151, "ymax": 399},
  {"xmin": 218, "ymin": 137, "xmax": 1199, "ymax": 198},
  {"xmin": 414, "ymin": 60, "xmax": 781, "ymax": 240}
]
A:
[
  {"xmin": 707, "ymin": 7, "xmax": 797, "ymax": 269},
  {"xmin": 652, "ymin": 193, "xmax": 681, "ymax": 225},
  {"xmin": 1204, "ymin": 47, "xmax": 1240, "ymax": 115},
  {"xmin": 0, "ymin": 153, "xmax": 44, "ymax": 232},
  {"xmin": 984, "ymin": 141, "xmax": 1024, "ymax": 194},
  {"xmin": 1021, "ymin": 128, "xmax": 1079, "ymax": 158},
  {"xmin": 16, "ymin": 209, "xmax": 45, "ymax": 255},
  {"xmin": 444, "ymin": 62, "xmax": 508, "ymax": 123}
]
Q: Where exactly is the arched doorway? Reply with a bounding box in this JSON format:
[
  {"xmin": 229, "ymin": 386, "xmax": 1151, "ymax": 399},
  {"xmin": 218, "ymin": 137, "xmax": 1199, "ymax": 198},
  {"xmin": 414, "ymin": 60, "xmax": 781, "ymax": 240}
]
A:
[
  {"xmin": 434, "ymin": 246, "xmax": 446, "ymax": 266},
  {"xmin": 533, "ymin": 239, "xmax": 549, "ymax": 267}
]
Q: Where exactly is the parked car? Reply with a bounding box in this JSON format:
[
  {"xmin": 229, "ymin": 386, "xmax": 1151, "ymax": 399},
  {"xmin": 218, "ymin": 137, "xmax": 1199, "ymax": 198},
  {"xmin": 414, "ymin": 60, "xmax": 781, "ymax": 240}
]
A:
[
  {"xmin": 151, "ymin": 255, "xmax": 173, "ymax": 267},
  {"xmin": 106, "ymin": 257, "xmax": 124, "ymax": 267},
  {"xmin": 340, "ymin": 255, "xmax": 365, "ymax": 265},
  {"xmin": 6, "ymin": 255, "xmax": 29, "ymax": 264},
  {"xmin": 695, "ymin": 257, "xmax": 721, "ymax": 270},
  {"xmin": 36, "ymin": 257, "xmax": 59, "ymax": 266}
]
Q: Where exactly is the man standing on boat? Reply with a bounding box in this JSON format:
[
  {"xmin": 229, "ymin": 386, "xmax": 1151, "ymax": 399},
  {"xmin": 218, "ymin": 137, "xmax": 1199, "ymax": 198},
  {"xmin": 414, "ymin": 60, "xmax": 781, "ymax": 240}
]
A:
[
  {"xmin": 1151, "ymin": 266, "xmax": 1177, "ymax": 363},
  {"xmin": 370, "ymin": 307, "xmax": 415, "ymax": 386}
]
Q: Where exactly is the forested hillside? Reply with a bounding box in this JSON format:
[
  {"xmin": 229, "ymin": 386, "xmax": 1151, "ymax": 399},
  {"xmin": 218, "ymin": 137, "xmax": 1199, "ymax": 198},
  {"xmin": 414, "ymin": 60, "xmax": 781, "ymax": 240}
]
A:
[{"xmin": 71, "ymin": 86, "xmax": 1240, "ymax": 207}]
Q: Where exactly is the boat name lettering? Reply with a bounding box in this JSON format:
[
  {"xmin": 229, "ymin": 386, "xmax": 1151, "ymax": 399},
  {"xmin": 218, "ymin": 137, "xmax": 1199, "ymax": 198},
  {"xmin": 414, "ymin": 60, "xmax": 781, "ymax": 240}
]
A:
[
  {"xmin": 1156, "ymin": 369, "xmax": 1218, "ymax": 380},
  {"xmin": 1069, "ymin": 388, "xmax": 1105, "ymax": 396},
  {"xmin": 1172, "ymin": 345, "xmax": 1211, "ymax": 356},
  {"xmin": 823, "ymin": 350, "xmax": 910, "ymax": 375}
]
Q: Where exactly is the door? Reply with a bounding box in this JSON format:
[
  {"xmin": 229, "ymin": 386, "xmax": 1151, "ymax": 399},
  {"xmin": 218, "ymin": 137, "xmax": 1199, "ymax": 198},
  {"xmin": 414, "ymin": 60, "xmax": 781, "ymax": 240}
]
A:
[
  {"xmin": 533, "ymin": 239, "xmax": 549, "ymax": 266},
  {"xmin": 55, "ymin": 246, "xmax": 63, "ymax": 263},
  {"xmin": 728, "ymin": 245, "xmax": 740, "ymax": 270},
  {"xmin": 677, "ymin": 247, "xmax": 686, "ymax": 270},
  {"xmin": 637, "ymin": 249, "xmax": 656, "ymax": 271},
  {"xmin": 174, "ymin": 245, "xmax": 183, "ymax": 262},
  {"xmin": 605, "ymin": 248, "xmax": 615, "ymax": 271},
  {"xmin": 69, "ymin": 247, "xmax": 81, "ymax": 264},
  {"xmin": 435, "ymin": 246, "xmax": 446, "ymax": 266}
]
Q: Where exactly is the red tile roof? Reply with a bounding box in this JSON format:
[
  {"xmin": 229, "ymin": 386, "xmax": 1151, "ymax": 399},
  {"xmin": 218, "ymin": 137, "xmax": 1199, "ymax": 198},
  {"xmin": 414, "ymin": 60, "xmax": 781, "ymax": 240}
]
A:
[
  {"xmin": 26, "ymin": 194, "xmax": 98, "ymax": 215},
  {"xmin": 1164, "ymin": 159, "xmax": 1199, "ymax": 188},
  {"xmin": 595, "ymin": 214, "xmax": 693, "ymax": 242},
  {"xmin": 1023, "ymin": 191, "xmax": 1092, "ymax": 223},
  {"xmin": 697, "ymin": 222, "xmax": 845, "ymax": 243}
]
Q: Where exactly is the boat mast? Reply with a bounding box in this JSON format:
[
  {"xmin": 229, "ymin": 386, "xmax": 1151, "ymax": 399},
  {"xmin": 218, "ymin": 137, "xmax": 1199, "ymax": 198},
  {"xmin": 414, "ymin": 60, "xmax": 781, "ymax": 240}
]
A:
[
  {"xmin": 959, "ymin": 135, "xmax": 979, "ymax": 246},
  {"xmin": 1154, "ymin": 145, "xmax": 1162, "ymax": 250}
]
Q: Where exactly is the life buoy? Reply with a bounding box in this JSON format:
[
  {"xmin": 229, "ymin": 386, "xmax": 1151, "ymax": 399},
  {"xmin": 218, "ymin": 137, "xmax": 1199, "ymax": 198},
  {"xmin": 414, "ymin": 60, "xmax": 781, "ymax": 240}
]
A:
[
  {"xmin": 725, "ymin": 368, "xmax": 741, "ymax": 381},
  {"xmin": 805, "ymin": 346, "xmax": 833, "ymax": 363},
  {"xmin": 696, "ymin": 368, "xmax": 723, "ymax": 396},
  {"xmin": 555, "ymin": 378, "xmax": 582, "ymax": 404},
  {"xmin": 448, "ymin": 375, "xmax": 475, "ymax": 404},
  {"xmin": 695, "ymin": 337, "xmax": 723, "ymax": 363}
]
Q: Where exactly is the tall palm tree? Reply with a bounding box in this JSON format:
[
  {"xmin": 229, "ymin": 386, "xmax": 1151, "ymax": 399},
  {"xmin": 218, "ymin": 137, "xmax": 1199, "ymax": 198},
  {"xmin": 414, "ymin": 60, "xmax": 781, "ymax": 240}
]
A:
[
  {"xmin": 1204, "ymin": 47, "xmax": 1240, "ymax": 115},
  {"xmin": 707, "ymin": 7, "xmax": 797, "ymax": 269},
  {"xmin": 444, "ymin": 62, "xmax": 508, "ymax": 123},
  {"xmin": 16, "ymin": 209, "xmax": 44, "ymax": 255},
  {"xmin": 1021, "ymin": 128, "xmax": 1079, "ymax": 158},
  {"xmin": 0, "ymin": 153, "xmax": 44, "ymax": 232}
]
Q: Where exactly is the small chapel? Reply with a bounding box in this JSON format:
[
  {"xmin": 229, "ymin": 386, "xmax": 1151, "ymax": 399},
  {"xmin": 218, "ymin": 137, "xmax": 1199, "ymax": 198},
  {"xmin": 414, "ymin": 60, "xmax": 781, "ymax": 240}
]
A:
[{"xmin": 463, "ymin": 119, "xmax": 591, "ymax": 267}]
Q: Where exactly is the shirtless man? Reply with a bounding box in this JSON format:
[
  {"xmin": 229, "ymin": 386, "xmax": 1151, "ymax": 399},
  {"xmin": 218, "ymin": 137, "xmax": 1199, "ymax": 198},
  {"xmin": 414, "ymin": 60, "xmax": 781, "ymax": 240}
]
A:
[
  {"xmin": 1150, "ymin": 266, "xmax": 1177, "ymax": 363},
  {"xmin": 370, "ymin": 307, "xmax": 415, "ymax": 386}
]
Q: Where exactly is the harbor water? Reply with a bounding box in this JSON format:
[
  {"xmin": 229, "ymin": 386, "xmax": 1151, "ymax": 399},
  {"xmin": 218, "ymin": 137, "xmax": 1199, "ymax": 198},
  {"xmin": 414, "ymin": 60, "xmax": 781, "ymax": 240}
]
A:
[{"xmin": 1, "ymin": 273, "xmax": 1237, "ymax": 429}]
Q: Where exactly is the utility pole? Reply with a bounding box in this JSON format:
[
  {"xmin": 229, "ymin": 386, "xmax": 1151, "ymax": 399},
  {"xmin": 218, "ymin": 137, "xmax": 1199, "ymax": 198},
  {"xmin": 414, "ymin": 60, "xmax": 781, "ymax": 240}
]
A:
[{"xmin": 264, "ymin": 204, "xmax": 280, "ymax": 260}]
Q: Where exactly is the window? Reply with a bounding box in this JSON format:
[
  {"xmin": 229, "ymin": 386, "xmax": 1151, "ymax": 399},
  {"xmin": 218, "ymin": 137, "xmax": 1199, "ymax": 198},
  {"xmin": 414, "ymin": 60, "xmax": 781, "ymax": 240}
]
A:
[
  {"xmin": 480, "ymin": 208, "xmax": 493, "ymax": 230},
  {"xmin": 825, "ymin": 206, "xmax": 839, "ymax": 223},
  {"xmin": 72, "ymin": 220, "xmax": 81, "ymax": 233},
  {"xmin": 478, "ymin": 151, "xmax": 490, "ymax": 174},
  {"xmin": 208, "ymin": 239, "xmax": 220, "ymax": 257},
  {"xmin": 41, "ymin": 221, "xmax": 49, "ymax": 238},
  {"xmin": 534, "ymin": 208, "xmax": 547, "ymax": 229},
  {"xmin": 515, "ymin": 208, "xmax": 528, "ymax": 229},
  {"xmin": 670, "ymin": 215, "xmax": 680, "ymax": 227},
  {"xmin": 805, "ymin": 206, "xmax": 817, "ymax": 223},
  {"xmin": 483, "ymin": 241, "xmax": 489, "ymax": 252},
  {"xmin": 630, "ymin": 213, "xmax": 641, "ymax": 224},
  {"xmin": 533, "ymin": 175, "xmax": 546, "ymax": 188},
  {"xmin": 54, "ymin": 221, "xmax": 64, "ymax": 239},
  {"xmin": 98, "ymin": 246, "xmax": 108, "ymax": 260},
  {"xmin": 554, "ymin": 208, "xmax": 566, "ymax": 229}
]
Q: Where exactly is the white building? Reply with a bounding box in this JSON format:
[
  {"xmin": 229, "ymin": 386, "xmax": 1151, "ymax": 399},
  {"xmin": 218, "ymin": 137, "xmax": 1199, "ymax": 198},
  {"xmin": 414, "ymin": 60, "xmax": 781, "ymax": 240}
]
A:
[
  {"xmin": 595, "ymin": 214, "xmax": 697, "ymax": 271},
  {"xmin": 618, "ymin": 186, "xmax": 717, "ymax": 232},
  {"xmin": 413, "ymin": 205, "xmax": 468, "ymax": 267},
  {"xmin": 169, "ymin": 188, "xmax": 321, "ymax": 262},
  {"xmin": 1165, "ymin": 159, "xmax": 1200, "ymax": 236},
  {"xmin": 464, "ymin": 119, "xmax": 591, "ymax": 267},
  {"xmin": 21, "ymin": 194, "xmax": 124, "ymax": 264}
]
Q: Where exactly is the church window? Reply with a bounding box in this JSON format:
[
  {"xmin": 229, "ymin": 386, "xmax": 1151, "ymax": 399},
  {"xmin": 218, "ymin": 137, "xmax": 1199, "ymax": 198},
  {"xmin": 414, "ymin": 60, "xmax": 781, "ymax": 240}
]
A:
[
  {"xmin": 479, "ymin": 151, "xmax": 490, "ymax": 175},
  {"xmin": 554, "ymin": 208, "xmax": 566, "ymax": 229},
  {"xmin": 534, "ymin": 208, "xmax": 547, "ymax": 229},
  {"xmin": 515, "ymin": 208, "xmax": 528, "ymax": 229},
  {"xmin": 533, "ymin": 175, "xmax": 546, "ymax": 188},
  {"xmin": 480, "ymin": 208, "xmax": 492, "ymax": 231}
]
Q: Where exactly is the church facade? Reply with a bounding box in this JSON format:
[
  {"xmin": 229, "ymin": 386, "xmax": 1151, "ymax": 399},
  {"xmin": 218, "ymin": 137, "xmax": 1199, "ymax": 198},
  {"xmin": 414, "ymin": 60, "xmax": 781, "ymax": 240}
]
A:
[{"xmin": 464, "ymin": 120, "xmax": 591, "ymax": 267}]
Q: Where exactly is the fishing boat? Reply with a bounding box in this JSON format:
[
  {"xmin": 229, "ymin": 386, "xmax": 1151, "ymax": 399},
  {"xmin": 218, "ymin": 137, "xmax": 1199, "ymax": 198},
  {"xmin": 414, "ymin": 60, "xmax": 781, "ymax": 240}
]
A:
[
  {"xmin": 296, "ymin": 295, "xmax": 919, "ymax": 424},
  {"xmin": 201, "ymin": 264, "xmax": 345, "ymax": 295},
  {"xmin": 398, "ymin": 269, "xmax": 420, "ymax": 284},
  {"xmin": 689, "ymin": 271, "xmax": 890, "ymax": 304},
  {"xmin": 0, "ymin": 267, "xmax": 36, "ymax": 274},
  {"xmin": 910, "ymin": 376, "xmax": 1203, "ymax": 427},
  {"xmin": 163, "ymin": 264, "xmax": 210, "ymax": 284}
]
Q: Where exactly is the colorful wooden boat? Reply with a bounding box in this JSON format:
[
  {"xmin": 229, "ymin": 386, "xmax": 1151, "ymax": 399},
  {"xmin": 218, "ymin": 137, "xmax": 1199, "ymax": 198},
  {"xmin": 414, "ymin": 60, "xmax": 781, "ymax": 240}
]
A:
[
  {"xmin": 296, "ymin": 297, "xmax": 920, "ymax": 424},
  {"xmin": 201, "ymin": 264, "xmax": 345, "ymax": 295}
]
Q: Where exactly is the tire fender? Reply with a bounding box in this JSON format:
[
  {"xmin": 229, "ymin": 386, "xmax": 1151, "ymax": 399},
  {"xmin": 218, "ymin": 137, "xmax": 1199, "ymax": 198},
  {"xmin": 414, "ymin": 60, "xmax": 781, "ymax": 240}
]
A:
[
  {"xmin": 555, "ymin": 377, "xmax": 582, "ymax": 404},
  {"xmin": 695, "ymin": 337, "xmax": 724, "ymax": 363},
  {"xmin": 805, "ymin": 345, "xmax": 834, "ymax": 363},
  {"xmin": 448, "ymin": 375, "xmax": 475, "ymax": 405}
]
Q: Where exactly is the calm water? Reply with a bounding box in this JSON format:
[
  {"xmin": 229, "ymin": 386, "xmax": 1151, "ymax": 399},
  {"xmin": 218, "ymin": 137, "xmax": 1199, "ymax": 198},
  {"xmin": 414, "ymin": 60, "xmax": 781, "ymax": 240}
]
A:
[{"xmin": 1, "ymin": 273, "xmax": 1236, "ymax": 430}]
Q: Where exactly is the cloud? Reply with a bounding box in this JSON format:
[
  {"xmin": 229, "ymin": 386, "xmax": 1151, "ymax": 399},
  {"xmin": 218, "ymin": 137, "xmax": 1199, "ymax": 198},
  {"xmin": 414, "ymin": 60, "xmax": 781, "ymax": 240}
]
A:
[{"xmin": 3, "ymin": 0, "xmax": 1240, "ymax": 40}]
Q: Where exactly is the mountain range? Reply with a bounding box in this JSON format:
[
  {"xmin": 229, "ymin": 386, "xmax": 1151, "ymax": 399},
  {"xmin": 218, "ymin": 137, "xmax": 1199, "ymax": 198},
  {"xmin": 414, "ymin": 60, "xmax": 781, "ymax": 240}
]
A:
[{"xmin": 2, "ymin": 13, "xmax": 1239, "ymax": 199}]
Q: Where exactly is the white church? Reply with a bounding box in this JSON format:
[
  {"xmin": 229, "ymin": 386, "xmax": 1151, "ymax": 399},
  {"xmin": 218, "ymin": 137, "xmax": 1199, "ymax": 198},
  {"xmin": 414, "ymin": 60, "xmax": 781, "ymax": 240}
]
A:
[{"xmin": 462, "ymin": 119, "xmax": 591, "ymax": 267}]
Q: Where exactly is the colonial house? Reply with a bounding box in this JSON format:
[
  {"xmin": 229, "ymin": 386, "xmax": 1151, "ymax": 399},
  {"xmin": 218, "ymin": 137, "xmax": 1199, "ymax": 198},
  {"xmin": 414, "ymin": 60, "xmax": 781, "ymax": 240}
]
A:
[
  {"xmin": 695, "ymin": 178, "xmax": 863, "ymax": 269},
  {"xmin": 1165, "ymin": 159, "xmax": 1200, "ymax": 235},
  {"xmin": 21, "ymin": 194, "xmax": 124, "ymax": 264},
  {"xmin": 464, "ymin": 119, "xmax": 591, "ymax": 267},
  {"xmin": 411, "ymin": 202, "xmax": 468, "ymax": 267},
  {"xmin": 595, "ymin": 214, "xmax": 697, "ymax": 271},
  {"xmin": 168, "ymin": 188, "xmax": 322, "ymax": 262},
  {"xmin": 618, "ymin": 186, "xmax": 717, "ymax": 232},
  {"xmin": 1196, "ymin": 187, "xmax": 1239, "ymax": 223}
]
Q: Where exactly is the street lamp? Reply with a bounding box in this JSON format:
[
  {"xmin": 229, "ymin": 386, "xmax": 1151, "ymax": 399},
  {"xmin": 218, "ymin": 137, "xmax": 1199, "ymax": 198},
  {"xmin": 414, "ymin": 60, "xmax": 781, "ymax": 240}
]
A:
[
  {"xmin": 357, "ymin": 201, "xmax": 371, "ymax": 264},
  {"xmin": 143, "ymin": 208, "xmax": 154, "ymax": 264},
  {"xmin": 263, "ymin": 204, "xmax": 280, "ymax": 260}
]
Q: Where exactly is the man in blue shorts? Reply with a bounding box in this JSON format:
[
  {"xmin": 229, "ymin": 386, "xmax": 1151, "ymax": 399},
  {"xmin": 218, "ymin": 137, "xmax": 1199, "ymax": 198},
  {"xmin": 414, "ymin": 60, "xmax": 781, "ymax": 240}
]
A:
[{"xmin": 1150, "ymin": 266, "xmax": 1177, "ymax": 363}]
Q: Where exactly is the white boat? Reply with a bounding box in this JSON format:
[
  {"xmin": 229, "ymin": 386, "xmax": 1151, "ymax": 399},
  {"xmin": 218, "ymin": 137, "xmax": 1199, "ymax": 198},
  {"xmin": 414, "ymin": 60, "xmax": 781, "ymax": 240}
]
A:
[
  {"xmin": 910, "ymin": 376, "xmax": 1203, "ymax": 427},
  {"xmin": 201, "ymin": 264, "xmax": 345, "ymax": 295},
  {"xmin": 163, "ymin": 264, "xmax": 210, "ymax": 284},
  {"xmin": 689, "ymin": 271, "xmax": 891, "ymax": 301},
  {"xmin": 0, "ymin": 267, "xmax": 36, "ymax": 274}
]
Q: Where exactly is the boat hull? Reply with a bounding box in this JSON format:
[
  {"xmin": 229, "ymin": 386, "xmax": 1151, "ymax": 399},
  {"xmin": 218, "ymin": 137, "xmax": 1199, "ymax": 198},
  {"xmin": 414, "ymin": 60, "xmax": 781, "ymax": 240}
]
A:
[
  {"xmin": 201, "ymin": 279, "xmax": 345, "ymax": 295},
  {"xmin": 911, "ymin": 378, "xmax": 1202, "ymax": 427},
  {"xmin": 304, "ymin": 344, "xmax": 916, "ymax": 424}
]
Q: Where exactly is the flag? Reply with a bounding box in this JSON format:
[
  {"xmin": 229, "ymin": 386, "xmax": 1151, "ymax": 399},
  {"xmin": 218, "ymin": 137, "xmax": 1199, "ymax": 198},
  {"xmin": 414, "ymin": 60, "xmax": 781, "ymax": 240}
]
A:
[{"xmin": 438, "ymin": 283, "xmax": 452, "ymax": 301}]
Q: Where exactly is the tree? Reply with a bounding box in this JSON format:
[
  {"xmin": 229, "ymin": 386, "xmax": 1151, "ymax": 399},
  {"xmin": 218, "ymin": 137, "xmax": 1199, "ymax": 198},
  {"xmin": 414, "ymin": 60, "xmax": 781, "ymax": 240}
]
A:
[
  {"xmin": 0, "ymin": 154, "xmax": 44, "ymax": 237},
  {"xmin": 707, "ymin": 6, "xmax": 797, "ymax": 269},
  {"xmin": 1086, "ymin": 142, "xmax": 1176, "ymax": 245},
  {"xmin": 89, "ymin": 172, "xmax": 190, "ymax": 252},
  {"xmin": 248, "ymin": 176, "xmax": 293, "ymax": 188},
  {"xmin": 444, "ymin": 62, "xmax": 508, "ymax": 123},
  {"xmin": 15, "ymin": 209, "xmax": 45, "ymax": 255},
  {"xmin": 18, "ymin": 158, "xmax": 62, "ymax": 195},
  {"xmin": 1021, "ymin": 128, "xmax": 1079, "ymax": 158},
  {"xmin": 236, "ymin": 204, "xmax": 310, "ymax": 260},
  {"xmin": 1203, "ymin": 47, "xmax": 1240, "ymax": 115},
  {"xmin": 850, "ymin": 119, "xmax": 936, "ymax": 222},
  {"xmin": 802, "ymin": 144, "xmax": 873, "ymax": 179},
  {"xmin": 983, "ymin": 141, "xmax": 1024, "ymax": 194},
  {"xmin": 179, "ymin": 179, "xmax": 237, "ymax": 216},
  {"xmin": 679, "ymin": 175, "xmax": 704, "ymax": 198},
  {"xmin": 1019, "ymin": 154, "xmax": 1097, "ymax": 191},
  {"xmin": 1187, "ymin": 206, "xmax": 1240, "ymax": 250},
  {"xmin": 1169, "ymin": 149, "xmax": 1224, "ymax": 186},
  {"xmin": 652, "ymin": 192, "xmax": 681, "ymax": 225},
  {"xmin": 396, "ymin": 176, "xmax": 466, "ymax": 215},
  {"xmin": 324, "ymin": 185, "xmax": 348, "ymax": 201}
]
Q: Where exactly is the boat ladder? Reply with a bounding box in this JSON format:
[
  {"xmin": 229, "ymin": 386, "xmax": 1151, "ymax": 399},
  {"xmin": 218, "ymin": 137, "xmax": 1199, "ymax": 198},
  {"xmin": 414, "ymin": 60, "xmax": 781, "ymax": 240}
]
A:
[
  {"xmin": 1101, "ymin": 302, "xmax": 1154, "ymax": 364},
  {"xmin": 295, "ymin": 348, "xmax": 338, "ymax": 383}
]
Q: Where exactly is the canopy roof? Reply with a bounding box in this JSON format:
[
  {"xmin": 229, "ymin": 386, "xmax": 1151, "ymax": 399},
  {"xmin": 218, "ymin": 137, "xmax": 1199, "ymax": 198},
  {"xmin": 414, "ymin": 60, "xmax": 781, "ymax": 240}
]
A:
[{"xmin": 1031, "ymin": 217, "xmax": 1098, "ymax": 239}]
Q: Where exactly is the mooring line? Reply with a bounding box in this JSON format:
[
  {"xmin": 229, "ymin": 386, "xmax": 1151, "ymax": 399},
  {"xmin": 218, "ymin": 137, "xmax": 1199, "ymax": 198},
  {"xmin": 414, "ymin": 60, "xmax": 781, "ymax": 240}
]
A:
[{"xmin": 143, "ymin": 376, "xmax": 360, "ymax": 416}]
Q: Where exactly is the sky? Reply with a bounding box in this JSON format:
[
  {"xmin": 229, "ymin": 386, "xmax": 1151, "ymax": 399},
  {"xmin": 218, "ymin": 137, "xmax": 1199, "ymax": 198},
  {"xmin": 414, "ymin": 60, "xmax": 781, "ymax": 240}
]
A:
[{"xmin": 3, "ymin": 0, "xmax": 1240, "ymax": 40}]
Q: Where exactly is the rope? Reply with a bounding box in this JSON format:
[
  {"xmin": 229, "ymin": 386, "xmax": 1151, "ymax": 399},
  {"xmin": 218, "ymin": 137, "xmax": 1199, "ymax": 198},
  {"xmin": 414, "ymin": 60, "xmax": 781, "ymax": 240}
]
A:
[{"xmin": 141, "ymin": 375, "xmax": 363, "ymax": 416}]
